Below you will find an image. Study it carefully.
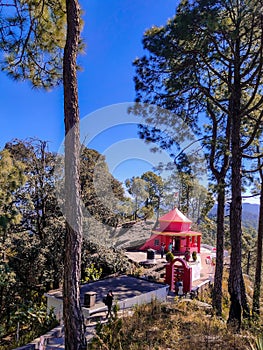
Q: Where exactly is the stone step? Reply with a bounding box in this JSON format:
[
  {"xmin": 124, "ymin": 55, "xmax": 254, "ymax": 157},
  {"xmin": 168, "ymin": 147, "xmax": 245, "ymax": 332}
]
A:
[{"xmin": 47, "ymin": 337, "xmax": 64, "ymax": 345}]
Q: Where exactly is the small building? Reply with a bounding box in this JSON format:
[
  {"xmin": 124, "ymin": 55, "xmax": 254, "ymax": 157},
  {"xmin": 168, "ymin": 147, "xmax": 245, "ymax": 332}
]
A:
[
  {"xmin": 140, "ymin": 207, "xmax": 201, "ymax": 255},
  {"xmin": 45, "ymin": 275, "xmax": 169, "ymax": 323}
]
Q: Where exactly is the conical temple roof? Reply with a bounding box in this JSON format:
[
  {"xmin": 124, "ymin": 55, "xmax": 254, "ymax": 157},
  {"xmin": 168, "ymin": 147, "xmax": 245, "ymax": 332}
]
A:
[{"xmin": 159, "ymin": 207, "xmax": 192, "ymax": 223}]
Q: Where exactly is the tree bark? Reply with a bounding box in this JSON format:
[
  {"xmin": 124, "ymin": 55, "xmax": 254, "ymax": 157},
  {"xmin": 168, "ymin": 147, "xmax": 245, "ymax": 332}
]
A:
[
  {"xmin": 252, "ymin": 169, "xmax": 263, "ymax": 317},
  {"xmin": 63, "ymin": 0, "xmax": 86, "ymax": 348},
  {"xmin": 228, "ymin": 147, "xmax": 243, "ymax": 329},
  {"xmin": 228, "ymin": 37, "xmax": 249, "ymax": 327},
  {"xmin": 212, "ymin": 185, "xmax": 225, "ymax": 316},
  {"xmin": 208, "ymin": 102, "xmax": 230, "ymax": 317}
]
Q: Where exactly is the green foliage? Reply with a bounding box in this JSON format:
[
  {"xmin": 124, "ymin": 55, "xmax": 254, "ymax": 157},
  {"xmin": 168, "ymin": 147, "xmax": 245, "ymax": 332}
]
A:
[
  {"xmin": 141, "ymin": 171, "xmax": 164, "ymax": 217},
  {"xmin": 192, "ymin": 251, "xmax": 197, "ymax": 262},
  {"xmin": 125, "ymin": 176, "xmax": 149, "ymax": 220},
  {"xmin": 81, "ymin": 238, "xmax": 132, "ymax": 278},
  {"xmin": 0, "ymin": 301, "xmax": 58, "ymax": 349},
  {"xmin": 0, "ymin": 262, "xmax": 16, "ymax": 288},
  {"xmin": 134, "ymin": 0, "xmax": 263, "ymax": 323},
  {"xmin": 0, "ymin": 136, "xmax": 133, "ymax": 346},
  {"xmin": 161, "ymin": 172, "xmax": 212, "ymax": 224},
  {"xmin": 249, "ymin": 335, "xmax": 263, "ymax": 350},
  {"xmin": 0, "ymin": 262, "xmax": 17, "ymax": 325},
  {"xmin": 3, "ymin": 140, "xmax": 66, "ymax": 291},
  {"xmin": 0, "ymin": 0, "xmax": 68, "ymax": 88},
  {"xmin": 80, "ymin": 147, "xmax": 125, "ymax": 228},
  {"xmin": 5, "ymin": 139, "xmax": 65, "ymax": 239},
  {"xmin": 90, "ymin": 313, "xmax": 123, "ymax": 349},
  {"xmin": 82, "ymin": 263, "xmax": 102, "ymax": 283},
  {"xmin": 0, "ymin": 149, "xmax": 26, "ymax": 236},
  {"xmin": 0, "ymin": 140, "xmax": 64, "ymax": 345},
  {"xmin": 140, "ymin": 205, "xmax": 154, "ymax": 220},
  {"xmin": 198, "ymin": 216, "xmax": 216, "ymax": 246},
  {"xmin": 13, "ymin": 301, "xmax": 57, "ymax": 332},
  {"xmin": 166, "ymin": 251, "xmax": 174, "ymax": 262},
  {"xmin": 0, "ymin": 139, "xmax": 134, "ymax": 342}
]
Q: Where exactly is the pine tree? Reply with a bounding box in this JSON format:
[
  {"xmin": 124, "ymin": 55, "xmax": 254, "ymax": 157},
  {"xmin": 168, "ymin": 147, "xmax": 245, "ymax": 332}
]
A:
[
  {"xmin": 133, "ymin": 0, "xmax": 263, "ymax": 325},
  {"xmin": 1, "ymin": 0, "xmax": 87, "ymax": 347}
]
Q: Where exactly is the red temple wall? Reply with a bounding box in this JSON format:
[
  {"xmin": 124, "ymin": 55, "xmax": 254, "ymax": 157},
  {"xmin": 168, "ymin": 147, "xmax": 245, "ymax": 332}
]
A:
[{"xmin": 159, "ymin": 221, "xmax": 191, "ymax": 232}]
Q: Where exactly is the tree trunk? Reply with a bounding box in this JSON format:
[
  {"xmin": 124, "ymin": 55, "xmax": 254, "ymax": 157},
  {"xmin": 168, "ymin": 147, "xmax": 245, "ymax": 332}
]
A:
[
  {"xmin": 252, "ymin": 173, "xmax": 263, "ymax": 317},
  {"xmin": 228, "ymin": 155, "xmax": 243, "ymax": 329},
  {"xmin": 246, "ymin": 251, "xmax": 251, "ymax": 276},
  {"xmin": 212, "ymin": 184, "xmax": 225, "ymax": 316},
  {"xmin": 228, "ymin": 40, "xmax": 249, "ymax": 327},
  {"xmin": 63, "ymin": 0, "xmax": 86, "ymax": 348}
]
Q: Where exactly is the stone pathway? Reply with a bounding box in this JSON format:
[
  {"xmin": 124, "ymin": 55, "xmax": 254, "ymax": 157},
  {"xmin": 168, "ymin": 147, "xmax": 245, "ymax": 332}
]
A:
[{"xmin": 43, "ymin": 311, "xmax": 125, "ymax": 349}]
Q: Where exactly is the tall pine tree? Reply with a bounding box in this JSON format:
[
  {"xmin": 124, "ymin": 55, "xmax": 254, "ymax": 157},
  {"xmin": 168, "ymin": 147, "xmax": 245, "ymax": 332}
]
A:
[
  {"xmin": 133, "ymin": 0, "xmax": 263, "ymax": 326},
  {"xmin": 0, "ymin": 0, "xmax": 86, "ymax": 346}
]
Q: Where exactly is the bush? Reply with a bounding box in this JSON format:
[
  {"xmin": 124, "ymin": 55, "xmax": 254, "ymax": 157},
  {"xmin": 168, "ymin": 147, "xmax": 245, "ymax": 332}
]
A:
[
  {"xmin": 82, "ymin": 263, "xmax": 102, "ymax": 283},
  {"xmin": 81, "ymin": 239, "xmax": 132, "ymax": 278},
  {"xmin": 0, "ymin": 301, "xmax": 58, "ymax": 349},
  {"xmin": 192, "ymin": 251, "xmax": 197, "ymax": 262},
  {"xmin": 166, "ymin": 251, "xmax": 174, "ymax": 262}
]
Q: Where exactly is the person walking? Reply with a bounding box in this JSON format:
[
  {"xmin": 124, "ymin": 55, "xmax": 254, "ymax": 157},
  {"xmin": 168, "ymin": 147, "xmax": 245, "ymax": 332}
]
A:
[
  {"xmin": 160, "ymin": 243, "xmax": 165, "ymax": 259},
  {"xmin": 105, "ymin": 290, "xmax": 114, "ymax": 319}
]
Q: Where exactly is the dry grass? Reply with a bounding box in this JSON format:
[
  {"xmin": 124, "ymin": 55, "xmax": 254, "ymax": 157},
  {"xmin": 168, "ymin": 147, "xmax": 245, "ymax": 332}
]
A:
[
  {"xmin": 88, "ymin": 298, "xmax": 261, "ymax": 350},
  {"xmin": 88, "ymin": 267, "xmax": 263, "ymax": 350}
]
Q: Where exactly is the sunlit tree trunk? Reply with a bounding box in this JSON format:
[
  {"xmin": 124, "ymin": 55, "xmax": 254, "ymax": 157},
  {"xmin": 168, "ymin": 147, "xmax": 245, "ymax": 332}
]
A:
[
  {"xmin": 228, "ymin": 40, "xmax": 249, "ymax": 326},
  {"xmin": 63, "ymin": 0, "xmax": 86, "ymax": 348}
]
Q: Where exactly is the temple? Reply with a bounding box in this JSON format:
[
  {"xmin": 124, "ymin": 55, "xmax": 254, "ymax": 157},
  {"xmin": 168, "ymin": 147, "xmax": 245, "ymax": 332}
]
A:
[{"xmin": 140, "ymin": 207, "xmax": 202, "ymax": 254}]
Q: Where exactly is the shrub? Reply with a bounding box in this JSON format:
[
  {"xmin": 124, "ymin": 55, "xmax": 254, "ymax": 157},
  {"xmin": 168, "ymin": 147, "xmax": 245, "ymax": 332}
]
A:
[
  {"xmin": 81, "ymin": 239, "xmax": 132, "ymax": 278},
  {"xmin": 166, "ymin": 251, "xmax": 174, "ymax": 262},
  {"xmin": 192, "ymin": 251, "xmax": 197, "ymax": 262},
  {"xmin": 82, "ymin": 263, "xmax": 102, "ymax": 283}
]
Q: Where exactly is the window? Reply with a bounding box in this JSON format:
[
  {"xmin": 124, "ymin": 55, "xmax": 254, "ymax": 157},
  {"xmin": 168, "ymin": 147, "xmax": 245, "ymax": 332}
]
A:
[{"xmin": 154, "ymin": 239, "xmax": 160, "ymax": 246}]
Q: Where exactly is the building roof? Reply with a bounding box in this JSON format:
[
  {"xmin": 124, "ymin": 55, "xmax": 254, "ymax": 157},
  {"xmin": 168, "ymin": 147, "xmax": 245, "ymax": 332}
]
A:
[
  {"xmin": 159, "ymin": 207, "xmax": 192, "ymax": 223},
  {"xmin": 152, "ymin": 230, "xmax": 202, "ymax": 236},
  {"xmin": 45, "ymin": 275, "xmax": 168, "ymax": 304}
]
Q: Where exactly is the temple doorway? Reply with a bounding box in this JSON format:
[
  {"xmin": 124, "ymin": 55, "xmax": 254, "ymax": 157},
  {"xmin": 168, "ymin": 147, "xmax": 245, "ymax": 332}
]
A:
[{"xmin": 174, "ymin": 238, "xmax": 180, "ymax": 252}]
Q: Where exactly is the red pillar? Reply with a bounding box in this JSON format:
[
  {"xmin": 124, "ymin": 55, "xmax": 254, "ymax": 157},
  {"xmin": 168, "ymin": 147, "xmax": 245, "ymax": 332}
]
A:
[
  {"xmin": 186, "ymin": 236, "xmax": 190, "ymax": 249},
  {"xmin": 165, "ymin": 262, "xmax": 174, "ymax": 291},
  {"xmin": 197, "ymin": 235, "xmax": 201, "ymax": 253}
]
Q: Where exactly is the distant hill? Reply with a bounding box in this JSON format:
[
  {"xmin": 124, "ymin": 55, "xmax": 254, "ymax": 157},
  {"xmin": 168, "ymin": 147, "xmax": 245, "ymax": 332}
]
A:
[{"xmin": 209, "ymin": 203, "xmax": 259, "ymax": 229}]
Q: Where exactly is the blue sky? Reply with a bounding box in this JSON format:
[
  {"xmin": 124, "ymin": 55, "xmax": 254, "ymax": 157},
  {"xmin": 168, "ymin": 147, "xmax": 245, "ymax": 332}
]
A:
[
  {"xmin": 0, "ymin": 0, "xmax": 177, "ymax": 154},
  {"xmin": 1, "ymin": 1, "xmax": 259, "ymax": 204}
]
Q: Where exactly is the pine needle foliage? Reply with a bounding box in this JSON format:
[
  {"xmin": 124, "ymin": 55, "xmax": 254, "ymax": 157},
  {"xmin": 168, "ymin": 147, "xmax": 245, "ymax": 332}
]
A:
[{"xmin": 0, "ymin": 0, "xmax": 68, "ymax": 88}]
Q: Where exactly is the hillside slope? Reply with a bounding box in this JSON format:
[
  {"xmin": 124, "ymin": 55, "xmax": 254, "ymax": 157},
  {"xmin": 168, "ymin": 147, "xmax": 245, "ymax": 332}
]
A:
[{"xmin": 110, "ymin": 220, "xmax": 155, "ymax": 250}]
